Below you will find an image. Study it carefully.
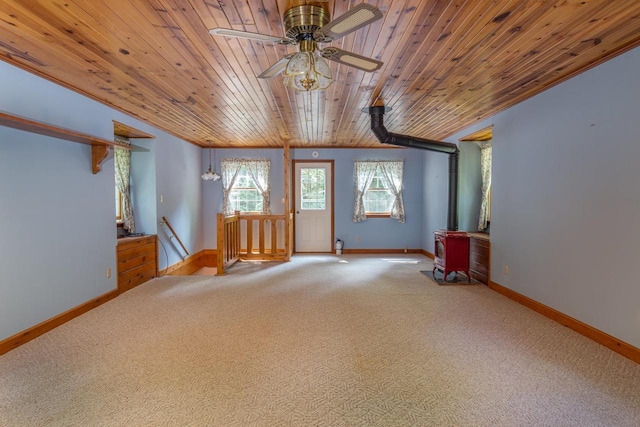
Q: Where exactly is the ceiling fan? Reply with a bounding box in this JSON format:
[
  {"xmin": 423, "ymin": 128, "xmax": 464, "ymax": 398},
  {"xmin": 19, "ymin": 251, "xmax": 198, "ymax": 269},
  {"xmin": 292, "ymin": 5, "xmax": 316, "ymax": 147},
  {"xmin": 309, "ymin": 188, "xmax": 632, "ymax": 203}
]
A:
[{"xmin": 209, "ymin": 2, "xmax": 384, "ymax": 91}]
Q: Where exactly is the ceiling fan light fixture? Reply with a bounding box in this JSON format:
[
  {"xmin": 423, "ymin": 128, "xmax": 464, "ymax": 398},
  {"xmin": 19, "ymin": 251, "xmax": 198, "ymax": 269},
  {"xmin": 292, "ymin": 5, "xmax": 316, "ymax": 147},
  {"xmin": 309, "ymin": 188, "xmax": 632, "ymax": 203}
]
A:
[
  {"xmin": 283, "ymin": 51, "xmax": 332, "ymax": 91},
  {"xmin": 209, "ymin": 3, "xmax": 384, "ymax": 88},
  {"xmin": 285, "ymin": 52, "xmax": 312, "ymax": 76}
]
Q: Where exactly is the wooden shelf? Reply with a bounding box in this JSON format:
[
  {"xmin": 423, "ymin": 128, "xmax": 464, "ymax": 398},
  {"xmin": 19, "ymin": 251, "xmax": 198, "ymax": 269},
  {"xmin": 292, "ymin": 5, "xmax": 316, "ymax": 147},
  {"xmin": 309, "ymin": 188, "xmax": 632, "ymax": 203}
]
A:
[
  {"xmin": 113, "ymin": 120, "xmax": 155, "ymax": 139},
  {"xmin": 0, "ymin": 111, "xmax": 131, "ymax": 174},
  {"xmin": 459, "ymin": 126, "xmax": 493, "ymax": 142}
]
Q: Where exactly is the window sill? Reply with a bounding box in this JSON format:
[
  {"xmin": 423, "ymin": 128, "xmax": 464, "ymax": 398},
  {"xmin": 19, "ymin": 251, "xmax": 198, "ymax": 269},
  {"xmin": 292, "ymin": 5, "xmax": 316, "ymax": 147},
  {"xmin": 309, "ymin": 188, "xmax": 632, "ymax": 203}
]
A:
[{"xmin": 365, "ymin": 213, "xmax": 391, "ymax": 218}]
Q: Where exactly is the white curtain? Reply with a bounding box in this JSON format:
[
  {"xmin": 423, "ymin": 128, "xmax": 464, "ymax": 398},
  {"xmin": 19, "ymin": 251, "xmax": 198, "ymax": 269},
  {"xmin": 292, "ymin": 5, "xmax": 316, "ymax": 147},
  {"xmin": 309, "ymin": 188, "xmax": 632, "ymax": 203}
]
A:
[
  {"xmin": 244, "ymin": 159, "xmax": 271, "ymax": 214},
  {"xmin": 221, "ymin": 158, "xmax": 244, "ymax": 215},
  {"xmin": 352, "ymin": 160, "xmax": 379, "ymax": 223},
  {"xmin": 114, "ymin": 143, "xmax": 135, "ymax": 232},
  {"xmin": 378, "ymin": 160, "xmax": 405, "ymax": 223},
  {"xmin": 478, "ymin": 141, "xmax": 492, "ymax": 231}
]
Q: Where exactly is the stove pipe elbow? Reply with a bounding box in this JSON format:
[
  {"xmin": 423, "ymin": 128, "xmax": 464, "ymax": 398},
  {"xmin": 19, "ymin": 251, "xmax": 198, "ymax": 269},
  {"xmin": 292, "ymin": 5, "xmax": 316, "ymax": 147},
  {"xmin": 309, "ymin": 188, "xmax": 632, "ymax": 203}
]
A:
[{"xmin": 365, "ymin": 105, "xmax": 460, "ymax": 231}]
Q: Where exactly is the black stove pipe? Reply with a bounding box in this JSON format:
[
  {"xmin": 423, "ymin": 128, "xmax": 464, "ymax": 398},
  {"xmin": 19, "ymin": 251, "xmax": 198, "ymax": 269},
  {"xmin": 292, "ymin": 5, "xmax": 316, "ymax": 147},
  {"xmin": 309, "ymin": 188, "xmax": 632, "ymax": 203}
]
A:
[{"xmin": 365, "ymin": 106, "xmax": 459, "ymax": 231}]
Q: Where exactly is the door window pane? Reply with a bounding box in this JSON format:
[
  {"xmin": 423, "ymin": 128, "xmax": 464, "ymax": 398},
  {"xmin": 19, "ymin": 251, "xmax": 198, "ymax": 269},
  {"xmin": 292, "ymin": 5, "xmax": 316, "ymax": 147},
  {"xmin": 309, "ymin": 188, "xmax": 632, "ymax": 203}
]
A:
[{"xmin": 301, "ymin": 168, "xmax": 326, "ymax": 210}]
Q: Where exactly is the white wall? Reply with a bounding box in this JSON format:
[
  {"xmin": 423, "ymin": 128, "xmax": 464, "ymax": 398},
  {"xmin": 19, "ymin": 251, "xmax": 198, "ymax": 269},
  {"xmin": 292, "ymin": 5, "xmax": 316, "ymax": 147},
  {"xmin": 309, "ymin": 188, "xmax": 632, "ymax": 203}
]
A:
[
  {"xmin": 442, "ymin": 46, "xmax": 640, "ymax": 348},
  {"xmin": 0, "ymin": 61, "xmax": 202, "ymax": 340}
]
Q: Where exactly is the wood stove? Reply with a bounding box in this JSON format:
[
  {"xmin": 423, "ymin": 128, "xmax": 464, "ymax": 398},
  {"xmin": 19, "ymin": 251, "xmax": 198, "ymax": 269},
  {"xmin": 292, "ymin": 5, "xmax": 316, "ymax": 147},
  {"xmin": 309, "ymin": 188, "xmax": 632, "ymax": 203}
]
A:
[{"xmin": 433, "ymin": 230, "xmax": 470, "ymax": 282}]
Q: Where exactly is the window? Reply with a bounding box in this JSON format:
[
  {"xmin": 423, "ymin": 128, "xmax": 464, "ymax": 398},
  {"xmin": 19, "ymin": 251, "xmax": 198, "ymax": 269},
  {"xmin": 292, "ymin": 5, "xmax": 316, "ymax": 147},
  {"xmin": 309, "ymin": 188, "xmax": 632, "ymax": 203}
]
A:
[
  {"xmin": 353, "ymin": 160, "xmax": 405, "ymax": 223},
  {"xmin": 116, "ymin": 188, "xmax": 123, "ymax": 223},
  {"xmin": 228, "ymin": 165, "xmax": 263, "ymax": 213},
  {"xmin": 478, "ymin": 141, "xmax": 492, "ymax": 231},
  {"xmin": 363, "ymin": 168, "xmax": 394, "ymax": 214},
  {"xmin": 300, "ymin": 168, "xmax": 326, "ymax": 210},
  {"xmin": 221, "ymin": 158, "xmax": 271, "ymax": 215}
]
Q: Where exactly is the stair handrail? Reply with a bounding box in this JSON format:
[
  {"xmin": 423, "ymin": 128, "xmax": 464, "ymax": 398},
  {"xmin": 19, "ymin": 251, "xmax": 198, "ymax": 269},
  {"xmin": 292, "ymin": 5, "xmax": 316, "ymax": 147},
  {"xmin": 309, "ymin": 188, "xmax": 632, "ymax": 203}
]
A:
[{"xmin": 160, "ymin": 216, "xmax": 190, "ymax": 258}]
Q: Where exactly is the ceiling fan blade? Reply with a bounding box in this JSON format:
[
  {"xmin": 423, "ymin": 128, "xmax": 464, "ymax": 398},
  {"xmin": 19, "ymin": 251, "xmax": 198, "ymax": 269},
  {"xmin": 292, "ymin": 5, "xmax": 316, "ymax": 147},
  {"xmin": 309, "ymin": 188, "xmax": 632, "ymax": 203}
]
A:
[
  {"xmin": 314, "ymin": 3, "xmax": 383, "ymax": 42},
  {"xmin": 320, "ymin": 47, "xmax": 383, "ymax": 72},
  {"xmin": 257, "ymin": 54, "xmax": 295, "ymax": 79},
  {"xmin": 209, "ymin": 28, "xmax": 293, "ymax": 45}
]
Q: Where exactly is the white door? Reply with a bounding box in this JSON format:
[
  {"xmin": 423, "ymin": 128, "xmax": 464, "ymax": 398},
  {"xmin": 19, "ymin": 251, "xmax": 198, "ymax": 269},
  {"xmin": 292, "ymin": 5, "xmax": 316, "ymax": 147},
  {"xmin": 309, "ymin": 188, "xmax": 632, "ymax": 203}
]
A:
[{"xmin": 295, "ymin": 162, "xmax": 332, "ymax": 252}]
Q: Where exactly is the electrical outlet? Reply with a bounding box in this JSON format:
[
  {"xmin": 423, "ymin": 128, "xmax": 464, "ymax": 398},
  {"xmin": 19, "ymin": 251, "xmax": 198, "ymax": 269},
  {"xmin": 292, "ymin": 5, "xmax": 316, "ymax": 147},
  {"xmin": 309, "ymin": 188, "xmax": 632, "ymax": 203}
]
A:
[
  {"xmin": 356, "ymin": 236, "xmax": 360, "ymax": 242},
  {"xmin": 106, "ymin": 267, "xmax": 111, "ymax": 279},
  {"xmin": 160, "ymin": 194, "xmax": 164, "ymax": 203},
  {"xmin": 504, "ymin": 265, "xmax": 509, "ymax": 275}
]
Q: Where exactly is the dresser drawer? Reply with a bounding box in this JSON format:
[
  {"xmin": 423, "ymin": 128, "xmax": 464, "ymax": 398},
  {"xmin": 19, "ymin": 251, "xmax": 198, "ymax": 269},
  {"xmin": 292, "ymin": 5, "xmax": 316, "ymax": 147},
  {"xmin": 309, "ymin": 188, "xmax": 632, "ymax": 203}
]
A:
[
  {"xmin": 116, "ymin": 235, "xmax": 157, "ymax": 292},
  {"xmin": 469, "ymin": 235, "xmax": 490, "ymax": 285},
  {"xmin": 470, "ymin": 269, "xmax": 488, "ymax": 285},
  {"xmin": 470, "ymin": 250, "xmax": 489, "ymax": 266}
]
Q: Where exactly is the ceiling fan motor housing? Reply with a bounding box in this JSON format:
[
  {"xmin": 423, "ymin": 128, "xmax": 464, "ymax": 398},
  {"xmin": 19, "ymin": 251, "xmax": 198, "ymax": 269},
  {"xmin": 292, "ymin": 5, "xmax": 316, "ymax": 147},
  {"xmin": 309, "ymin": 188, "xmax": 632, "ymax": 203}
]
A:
[{"xmin": 284, "ymin": 5, "xmax": 329, "ymax": 41}]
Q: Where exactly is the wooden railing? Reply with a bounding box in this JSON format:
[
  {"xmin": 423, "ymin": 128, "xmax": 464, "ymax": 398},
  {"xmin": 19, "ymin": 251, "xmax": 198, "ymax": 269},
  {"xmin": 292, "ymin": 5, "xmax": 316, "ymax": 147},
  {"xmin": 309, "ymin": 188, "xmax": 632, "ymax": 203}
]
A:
[
  {"xmin": 216, "ymin": 212, "xmax": 241, "ymax": 275},
  {"xmin": 216, "ymin": 211, "xmax": 290, "ymax": 275}
]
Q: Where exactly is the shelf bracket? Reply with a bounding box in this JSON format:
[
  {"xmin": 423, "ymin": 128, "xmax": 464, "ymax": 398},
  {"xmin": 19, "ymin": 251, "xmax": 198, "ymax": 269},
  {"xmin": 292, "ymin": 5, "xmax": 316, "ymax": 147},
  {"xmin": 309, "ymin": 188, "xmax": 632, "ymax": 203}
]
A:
[{"xmin": 91, "ymin": 145, "xmax": 109, "ymax": 174}]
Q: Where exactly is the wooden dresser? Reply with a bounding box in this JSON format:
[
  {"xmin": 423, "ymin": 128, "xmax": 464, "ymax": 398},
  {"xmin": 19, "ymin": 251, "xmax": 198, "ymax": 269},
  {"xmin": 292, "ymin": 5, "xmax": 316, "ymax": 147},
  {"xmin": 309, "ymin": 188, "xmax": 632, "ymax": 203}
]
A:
[
  {"xmin": 468, "ymin": 233, "xmax": 490, "ymax": 285},
  {"xmin": 116, "ymin": 235, "xmax": 157, "ymax": 292}
]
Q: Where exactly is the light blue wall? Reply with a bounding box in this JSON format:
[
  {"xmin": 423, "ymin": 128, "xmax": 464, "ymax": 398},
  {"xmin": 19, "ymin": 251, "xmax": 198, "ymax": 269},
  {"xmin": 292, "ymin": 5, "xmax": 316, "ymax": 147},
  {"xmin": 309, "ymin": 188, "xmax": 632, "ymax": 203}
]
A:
[
  {"xmin": 458, "ymin": 142, "xmax": 482, "ymax": 232},
  {"xmin": 130, "ymin": 140, "xmax": 157, "ymax": 237},
  {"xmin": 294, "ymin": 148, "xmax": 423, "ymax": 250},
  {"xmin": 420, "ymin": 141, "xmax": 481, "ymax": 249},
  {"xmin": 0, "ymin": 126, "xmax": 116, "ymax": 341},
  {"xmin": 202, "ymin": 147, "xmax": 424, "ymax": 251},
  {"xmin": 442, "ymin": 46, "xmax": 640, "ymax": 348},
  {"xmin": 421, "ymin": 151, "xmax": 449, "ymax": 252},
  {"xmin": 0, "ymin": 60, "xmax": 202, "ymax": 341},
  {"xmin": 156, "ymin": 136, "xmax": 204, "ymax": 270}
]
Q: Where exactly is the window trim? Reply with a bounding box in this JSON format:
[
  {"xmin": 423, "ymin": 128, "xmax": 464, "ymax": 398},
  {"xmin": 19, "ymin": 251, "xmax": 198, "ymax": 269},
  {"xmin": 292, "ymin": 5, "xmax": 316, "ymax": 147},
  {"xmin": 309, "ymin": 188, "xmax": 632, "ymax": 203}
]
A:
[
  {"xmin": 116, "ymin": 188, "xmax": 124, "ymax": 224},
  {"xmin": 365, "ymin": 213, "xmax": 392, "ymax": 218}
]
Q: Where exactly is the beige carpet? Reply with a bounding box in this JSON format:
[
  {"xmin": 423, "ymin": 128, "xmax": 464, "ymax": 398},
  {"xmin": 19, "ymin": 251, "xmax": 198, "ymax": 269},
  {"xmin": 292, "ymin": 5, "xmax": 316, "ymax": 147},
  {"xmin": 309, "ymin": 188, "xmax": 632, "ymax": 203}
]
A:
[{"xmin": 1, "ymin": 255, "xmax": 639, "ymax": 426}]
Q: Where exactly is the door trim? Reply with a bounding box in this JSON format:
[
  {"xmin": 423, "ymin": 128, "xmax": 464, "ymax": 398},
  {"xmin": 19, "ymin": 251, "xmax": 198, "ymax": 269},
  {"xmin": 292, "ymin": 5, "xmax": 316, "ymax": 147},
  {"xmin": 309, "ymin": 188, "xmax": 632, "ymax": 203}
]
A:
[{"xmin": 292, "ymin": 159, "xmax": 335, "ymax": 253}]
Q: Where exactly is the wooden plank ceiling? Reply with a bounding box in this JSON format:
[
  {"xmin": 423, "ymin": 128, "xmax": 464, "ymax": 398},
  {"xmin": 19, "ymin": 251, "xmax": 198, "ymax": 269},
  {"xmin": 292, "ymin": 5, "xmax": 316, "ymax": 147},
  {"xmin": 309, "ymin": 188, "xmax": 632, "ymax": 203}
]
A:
[{"xmin": 1, "ymin": 1, "xmax": 639, "ymax": 148}]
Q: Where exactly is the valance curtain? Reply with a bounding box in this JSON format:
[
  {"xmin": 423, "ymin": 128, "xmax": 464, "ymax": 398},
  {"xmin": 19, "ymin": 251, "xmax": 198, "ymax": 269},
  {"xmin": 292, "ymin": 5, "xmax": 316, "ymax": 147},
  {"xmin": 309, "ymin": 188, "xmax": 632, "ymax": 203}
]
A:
[
  {"xmin": 378, "ymin": 160, "xmax": 405, "ymax": 223},
  {"xmin": 114, "ymin": 141, "xmax": 135, "ymax": 232},
  {"xmin": 243, "ymin": 159, "xmax": 271, "ymax": 214},
  {"xmin": 478, "ymin": 141, "xmax": 492, "ymax": 231},
  {"xmin": 352, "ymin": 160, "xmax": 378, "ymax": 223},
  {"xmin": 221, "ymin": 158, "xmax": 270, "ymax": 215}
]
